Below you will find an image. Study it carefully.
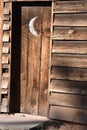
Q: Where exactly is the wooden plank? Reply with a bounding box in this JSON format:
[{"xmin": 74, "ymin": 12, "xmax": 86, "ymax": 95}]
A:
[
  {"xmin": 26, "ymin": 6, "xmax": 41, "ymax": 114},
  {"xmin": 50, "ymin": 80, "xmax": 87, "ymax": 95},
  {"xmin": 2, "ymin": 32, "xmax": 10, "ymax": 42},
  {"xmin": 20, "ymin": 7, "xmax": 28, "ymax": 113},
  {"xmin": 4, "ymin": 8, "xmax": 10, "ymax": 15},
  {"xmin": 53, "ymin": 27, "xmax": 87, "ymax": 40},
  {"xmin": 1, "ymin": 89, "xmax": 8, "ymax": 94},
  {"xmin": 54, "ymin": 0, "xmax": 87, "ymax": 13},
  {"xmin": 39, "ymin": 6, "xmax": 51, "ymax": 116},
  {"xmin": 3, "ymin": 15, "xmax": 10, "ymax": 21},
  {"xmin": 2, "ymin": 46, "xmax": 10, "ymax": 53},
  {"xmin": 1, "ymin": 79, "xmax": 8, "ymax": 89},
  {"xmin": 2, "ymin": 55, "xmax": 9, "ymax": 64},
  {"xmin": 1, "ymin": 105, "xmax": 8, "ymax": 112},
  {"xmin": 9, "ymin": 0, "xmax": 52, "ymax": 1},
  {"xmin": 2, "ymin": 98, "xmax": 8, "ymax": 105},
  {"xmin": 51, "ymin": 67, "xmax": 87, "ymax": 81},
  {"xmin": 2, "ymin": 64, "xmax": 9, "ymax": 78},
  {"xmin": 0, "ymin": 0, "xmax": 3, "ymax": 103},
  {"xmin": 54, "ymin": 13, "xmax": 87, "ymax": 26},
  {"xmin": 52, "ymin": 41, "xmax": 87, "ymax": 54},
  {"xmin": 50, "ymin": 93, "xmax": 87, "ymax": 109},
  {"xmin": 49, "ymin": 106, "xmax": 87, "ymax": 124},
  {"xmin": 3, "ymin": 23, "xmax": 10, "ymax": 31},
  {"xmin": 52, "ymin": 54, "xmax": 87, "ymax": 68}
]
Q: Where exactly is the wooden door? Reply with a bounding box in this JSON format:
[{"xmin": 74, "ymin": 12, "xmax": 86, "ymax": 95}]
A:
[{"xmin": 20, "ymin": 2, "xmax": 51, "ymax": 116}]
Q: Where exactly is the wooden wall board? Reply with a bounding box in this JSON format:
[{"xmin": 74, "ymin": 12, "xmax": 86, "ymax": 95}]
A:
[
  {"xmin": 4, "ymin": 8, "xmax": 10, "ymax": 15},
  {"xmin": 20, "ymin": 7, "xmax": 28, "ymax": 113},
  {"xmin": 54, "ymin": 0, "xmax": 87, "ymax": 13},
  {"xmin": 3, "ymin": 23, "xmax": 10, "ymax": 31},
  {"xmin": 50, "ymin": 80, "xmax": 87, "ymax": 95},
  {"xmin": 50, "ymin": 93, "xmax": 87, "ymax": 109},
  {"xmin": 39, "ymin": 6, "xmax": 51, "ymax": 116},
  {"xmin": 4, "ymin": 0, "xmax": 51, "ymax": 1},
  {"xmin": 49, "ymin": 106, "xmax": 87, "ymax": 124},
  {"xmin": 2, "ymin": 32, "xmax": 10, "ymax": 42},
  {"xmin": 52, "ymin": 41, "xmax": 87, "ymax": 54},
  {"xmin": 26, "ymin": 6, "xmax": 41, "ymax": 114},
  {"xmin": 3, "ymin": 15, "xmax": 10, "ymax": 21},
  {"xmin": 53, "ymin": 27, "xmax": 87, "ymax": 40},
  {"xmin": 53, "ymin": 13, "xmax": 87, "ymax": 26},
  {"xmin": 0, "ymin": 0, "xmax": 3, "ymax": 103},
  {"xmin": 51, "ymin": 54, "xmax": 87, "ymax": 68},
  {"xmin": 51, "ymin": 67, "xmax": 87, "ymax": 82}
]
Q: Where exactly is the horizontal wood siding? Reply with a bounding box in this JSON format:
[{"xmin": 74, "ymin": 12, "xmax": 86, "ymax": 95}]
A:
[
  {"xmin": 50, "ymin": 0, "xmax": 87, "ymax": 124},
  {"xmin": 50, "ymin": 93, "xmax": 87, "ymax": 109},
  {"xmin": 54, "ymin": 1, "xmax": 87, "ymax": 13},
  {"xmin": 54, "ymin": 14, "xmax": 87, "ymax": 26},
  {"xmin": 51, "ymin": 67, "xmax": 87, "ymax": 81},
  {"xmin": 53, "ymin": 27, "xmax": 87, "ymax": 40},
  {"xmin": 49, "ymin": 106, "xmax": 87, "ymax": 124},
  {"xmin": 52, "ymin": 54, "xmax": 87, "ymax": 68},
  {"xmin": 50, "ymin": 80, "xmax": 87, "ymax": 95},
  {"xmin": 52, "ymin": 41, "xmax": 87, "ymax": 54}
]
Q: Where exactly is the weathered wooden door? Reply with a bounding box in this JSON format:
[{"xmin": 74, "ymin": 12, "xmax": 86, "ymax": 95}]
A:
[{"xmin": 20, "ymin": 2, "xmax": 51, "ymax": 116}]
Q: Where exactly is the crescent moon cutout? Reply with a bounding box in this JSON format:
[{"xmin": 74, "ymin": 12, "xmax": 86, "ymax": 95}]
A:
[{"xmin": 29, "ymin": 17, "xmax": 38, "ymax": 37}]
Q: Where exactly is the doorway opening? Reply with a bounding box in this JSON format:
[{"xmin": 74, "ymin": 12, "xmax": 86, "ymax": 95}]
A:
[{"xmin": 10, "ymin": 1, "xmax": 51, "ymax": 116}]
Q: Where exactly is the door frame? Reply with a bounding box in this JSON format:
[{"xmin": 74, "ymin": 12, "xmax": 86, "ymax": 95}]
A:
[{"xmin": 1, "ymin": 0, "xmax": 52, "ymax": 116}]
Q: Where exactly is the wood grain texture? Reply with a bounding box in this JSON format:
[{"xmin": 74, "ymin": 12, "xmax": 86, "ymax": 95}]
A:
[
  {"xmin": 54, "ymin": 0, "xmax": 87, "ymax": 13},
  {"xmin": 52, "ymin": 41, "xmax": 87, "ymax": 54},
  {"xmin": 49, "ymin": 106, "xmax": 87, "ymax": 124},
  {"xmin": 3, "ymin": 23, "xmax": 10, "ymax": 31},
  {"xmin": 50, "ymin": 93, "xmax": 87, "ymax": 109},
  {"xmin": 52, "ymin": 54, "xmax": 87, "ymax": 68},
  {"xmin": 20, "ymin": 7, "xmax": 28, "ymax": 113},
  {"xmin": 26, "ymin": 6, "xmax": 41, "ymax": 114},
  {"xmin": 50, "ymin": 80, "xmax": 87, "ymax": 95},
  {"xmin": 39, "ymin": 6, "xmax": 51, "ymax": 116},
  {"xmin": 3, "ymin": 32, "xmax": 10, "ymax": 42},
  {"xmin": 54, "ymin": 13, "xmax": 87, "ymax": 26},
  {"xmin": 0, "ymin": 0, "xmax": 3, "ymax": 103},
  {"xmin": 51, "ymin": 67, "xmax": 87, "ymax": 81},
  {"xmin": 53, "ymin": 27, "xmax": 87, "ymax": 40},
  {"xmin": 49, "ymin": 0, "xmax": 87, "ymax": 124}
]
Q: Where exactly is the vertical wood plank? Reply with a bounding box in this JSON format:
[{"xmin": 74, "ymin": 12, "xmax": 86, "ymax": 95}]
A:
[
  {"xmin": 0, "ymin": 0, "xmax": 3, "ymax": 105},
  {"xmin": 39, "ymin": 6, "xmax": 51, "ymax": 116},
  {"xmin": 26, "ymin": 6, "xmax": 41, "ymax": 114},
  {"xmin": 20, "ymin": 7, "xmax": 28, "ymax": 112}
]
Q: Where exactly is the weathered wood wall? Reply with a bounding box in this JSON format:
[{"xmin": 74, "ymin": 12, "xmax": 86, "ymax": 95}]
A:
[
  {"xmin": 0, "ymin": 0, "xmax": 3, "ymax": 107},
  {"xmin": 0, "ymin": 0, "xmax": 12, "ymax": 112},
  {"xmin": 1, "ymin": 0, "xmax": 87, "ymax": 125},
  {"xmin": 49, "ymin": 0, "xmax": 87, "ymax": 124}
]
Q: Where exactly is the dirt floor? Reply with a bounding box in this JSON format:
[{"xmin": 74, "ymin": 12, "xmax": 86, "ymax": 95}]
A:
[
  {"xmin": 31, "ymin": 120, "xmax": 87, "ymax": 130},
  {"xmin": 0, "ymin": 114, "xmax": 87, "ymax": 130}
]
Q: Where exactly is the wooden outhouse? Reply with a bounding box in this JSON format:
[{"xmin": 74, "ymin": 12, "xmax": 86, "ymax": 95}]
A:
[{"xmin": 1, "ymin": 0, "xmax": 87, "ymax": 124}]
